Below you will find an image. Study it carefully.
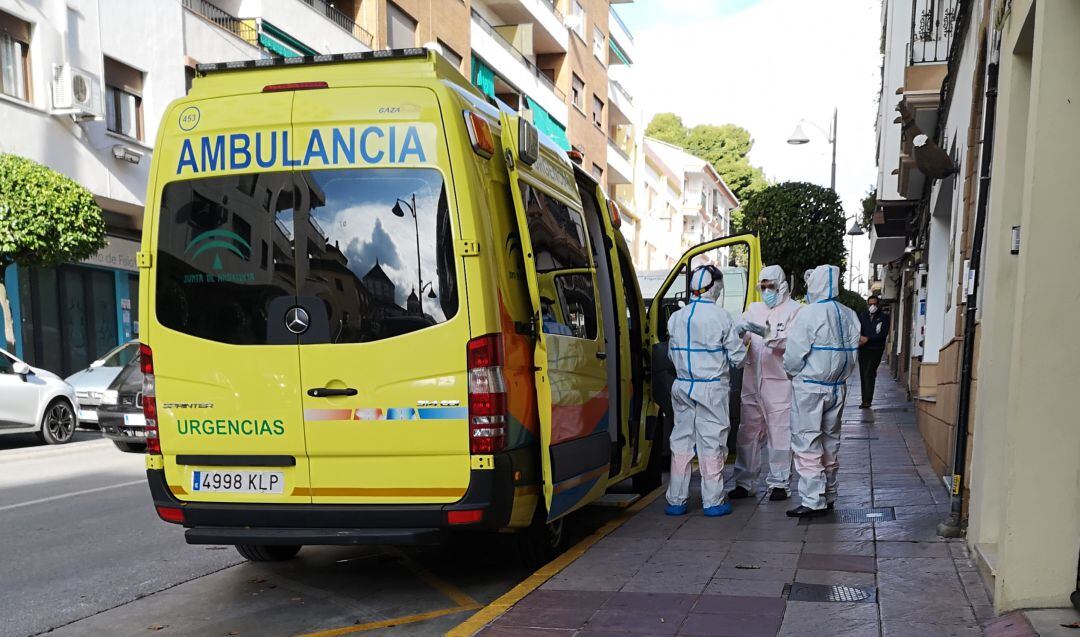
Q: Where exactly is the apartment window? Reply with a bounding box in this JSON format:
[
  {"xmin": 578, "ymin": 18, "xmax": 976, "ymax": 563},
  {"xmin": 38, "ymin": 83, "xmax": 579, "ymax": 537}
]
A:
[
  {"xmin": 591, "ymin": 163, "xmax": 603, "ymax": 181},
  {"xmin": 438, "ymin": 40, "xmax": 462, "ymax": 70},
  {"xmin": 387, "ymin": 2, "xmax": 417, "ymax": 49},
  {"xmin": 571, "ymin": 74, "xmax": 584, "ymax": 111},
  {"xmin": 592, "ymin": 94, "xmax": 604, "ymax": 128},
  {"xmin": 0, "ymin": 11, "xmax": 31, "ymax": 101},
  {"xmin": 104, "ymin": 57, "xmax": 143, "ymax": 140},
  {"xmin": 570, "ymin": 1, "xmax": 586, "ymax": 40},
  {"xmin": 592, "ymin": 26, "xmax": 606, "ymax": 64}
]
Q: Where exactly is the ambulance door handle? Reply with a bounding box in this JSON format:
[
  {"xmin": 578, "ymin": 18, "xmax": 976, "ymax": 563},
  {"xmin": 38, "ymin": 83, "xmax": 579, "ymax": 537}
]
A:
[
  {"xmin": 307, "ymin": 388, "xmax": 358, "ymax": 398},
  {"xmin": 596, "ymin": 351, "xmax": 607, "ymax": 360}
]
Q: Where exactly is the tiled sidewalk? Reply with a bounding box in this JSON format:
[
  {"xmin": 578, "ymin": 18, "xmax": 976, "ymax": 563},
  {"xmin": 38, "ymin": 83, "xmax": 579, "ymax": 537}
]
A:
[{"xmin": 477, "ymin": 368, "xmax": 1006, "ymax": 637}]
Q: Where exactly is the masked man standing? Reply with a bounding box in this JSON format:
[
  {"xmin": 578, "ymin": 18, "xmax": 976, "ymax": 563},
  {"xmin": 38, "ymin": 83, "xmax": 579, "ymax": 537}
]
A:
[
  {"xmin": 729, "ymin": 265, "xmax": 802, "ymax": 502},
  {"xmin": 783, "ymin": 265, "xmax": 861, "ymax": 518},
  {"xmin": 665, "ymin": 265, "xmax": 748, "ymax": 517}
]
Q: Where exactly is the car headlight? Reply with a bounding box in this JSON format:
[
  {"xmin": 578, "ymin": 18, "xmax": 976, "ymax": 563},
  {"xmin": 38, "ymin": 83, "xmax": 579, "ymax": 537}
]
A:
[
  {"xmin": 76, "ymin": 391, "xmax": 90, "ymax": 399},
  {"xmin": 101, "ymin": 390, "xmax": 119, "ymax": 405}
]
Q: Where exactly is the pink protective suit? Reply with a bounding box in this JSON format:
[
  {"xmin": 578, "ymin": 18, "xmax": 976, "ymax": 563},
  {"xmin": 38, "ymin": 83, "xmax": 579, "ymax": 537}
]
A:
[{"xmin": 733, "ymin": 265, "xmax": 802, "ymax": 495}]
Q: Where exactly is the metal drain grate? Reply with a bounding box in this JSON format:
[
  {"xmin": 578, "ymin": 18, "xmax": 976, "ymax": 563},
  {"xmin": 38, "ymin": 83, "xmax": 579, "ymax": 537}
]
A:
[
  {"xmin": 785, "ymin": 582, "xmax": 877, "ymax": 603},
  {"xmin": 798, "ymin": 507, "xmax": 896, "ymax": 525}
]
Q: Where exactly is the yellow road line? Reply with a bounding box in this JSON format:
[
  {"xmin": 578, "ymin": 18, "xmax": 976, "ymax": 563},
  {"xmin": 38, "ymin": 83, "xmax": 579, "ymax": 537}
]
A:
[
  {"xmin": 444, "ymin": 485, "xmax": 665, "ymax": 637},
  {"xmin": 384, "ymin": 547, "xmax": 481, "ymax": 608},
  {"xmin": 298, "ymin": 605, "xmax": 479, "ymax": 637}
]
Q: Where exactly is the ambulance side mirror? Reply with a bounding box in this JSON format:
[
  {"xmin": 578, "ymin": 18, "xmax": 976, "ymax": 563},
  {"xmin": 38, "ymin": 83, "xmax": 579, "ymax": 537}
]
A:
[{"xmin": 518, "ymin": 118, "xmax": 539, "ymax": 166}]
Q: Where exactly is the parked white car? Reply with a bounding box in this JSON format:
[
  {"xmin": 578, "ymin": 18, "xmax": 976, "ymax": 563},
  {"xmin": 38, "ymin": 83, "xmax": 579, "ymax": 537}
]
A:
[
  {"xmin": 65, "ymin": 341, "xmax": 138, "ymax": 426},
  {"xmin": 0, "ymin": 349, "xmax": 79, "ymax": 444}
]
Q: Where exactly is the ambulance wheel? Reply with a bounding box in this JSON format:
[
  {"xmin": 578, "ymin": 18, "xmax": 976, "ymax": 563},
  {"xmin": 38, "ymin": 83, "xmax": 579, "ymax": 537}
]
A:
[
  {"xmin": 516, "ymin": 508, "xmax": 565, "ymax": 568},
  {"xmin": 632, "ymin": 436, "xmax": 665, "ymax": 495},
  {"xmin": 234, "ymin": 544, "xmax": 302, "ymax": 562},
  {"xmin": 113, "ymin": 441, "xmax": 146, "ymax": 453}
]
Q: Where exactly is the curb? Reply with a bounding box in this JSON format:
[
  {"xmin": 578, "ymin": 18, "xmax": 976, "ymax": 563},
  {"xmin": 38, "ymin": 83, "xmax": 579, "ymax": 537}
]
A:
[{"xmin": 445, "ymin": 485, "xmax": 666, "ymax": 637}]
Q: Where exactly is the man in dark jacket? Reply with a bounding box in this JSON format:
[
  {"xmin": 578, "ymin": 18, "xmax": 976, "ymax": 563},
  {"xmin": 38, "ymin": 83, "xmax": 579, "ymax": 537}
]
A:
[{"xmin": 858, "ymin": 295, "xmax": 888, "ymax": 408}]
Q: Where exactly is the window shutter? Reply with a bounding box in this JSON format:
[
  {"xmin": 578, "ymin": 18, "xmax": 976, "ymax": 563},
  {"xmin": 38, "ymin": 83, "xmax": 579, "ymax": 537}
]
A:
[
  {"xmin": 0, "ymin": 10, "xmax": 30, "ymax": 44},
  {"xmin": 104, "ymin": 57, "xmax": 143, "ymax": 96}
]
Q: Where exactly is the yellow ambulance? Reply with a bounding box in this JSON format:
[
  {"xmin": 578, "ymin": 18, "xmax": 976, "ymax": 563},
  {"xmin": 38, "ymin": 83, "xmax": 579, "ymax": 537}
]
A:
[{"xmin": 139, "ymin": 48, "xmax": 761, "ymax": 563}]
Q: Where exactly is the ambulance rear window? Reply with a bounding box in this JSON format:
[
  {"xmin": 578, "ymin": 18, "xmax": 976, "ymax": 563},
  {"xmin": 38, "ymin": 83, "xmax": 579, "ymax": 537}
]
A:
[{"xmin": 155, "ymin": 168, "xmax": 459, "ymax": 345}]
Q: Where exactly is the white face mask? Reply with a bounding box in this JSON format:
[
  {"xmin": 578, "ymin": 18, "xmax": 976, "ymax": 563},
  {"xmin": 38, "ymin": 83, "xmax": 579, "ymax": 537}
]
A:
[{"xmin": 868, "ymin": 305, "xmax": 879, "ymax": 314}]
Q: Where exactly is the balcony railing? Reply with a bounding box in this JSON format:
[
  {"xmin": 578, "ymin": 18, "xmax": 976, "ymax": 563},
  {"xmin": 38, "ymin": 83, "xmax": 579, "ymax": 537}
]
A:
[
  {"xmin": 909, "ymin": 0, "xmax": 959, "ymax": 64},
  {"xmin": 610, "ymin": 78, "xmax": 634, "ymax": 105},
  {"xmin": 610, "ymin": 7, "xmax": 634, "ymax": 42},
  {"xmin": 472, "ymin": 9, "xmax": 566, "ymax": 100},
  {"xmin": 538, "ymin": 0, "xmax": 564, "ymax": 21},
  {"xmin": 298, "ymin": 0, "xmax": 374, "ymax": 48},
  {"xmin": 182, "ymin": 0, "xmax": 258, "ymax": 47}
]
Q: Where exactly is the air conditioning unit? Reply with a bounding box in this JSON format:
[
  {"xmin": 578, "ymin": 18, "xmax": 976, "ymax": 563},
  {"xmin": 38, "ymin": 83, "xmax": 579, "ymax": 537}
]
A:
[{"xmin": 51, "ymin": 64, "xmax": 103, "ymax": 120}]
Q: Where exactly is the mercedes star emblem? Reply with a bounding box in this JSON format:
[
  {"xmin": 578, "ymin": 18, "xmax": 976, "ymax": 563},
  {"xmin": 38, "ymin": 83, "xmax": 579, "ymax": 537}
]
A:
[{"xmin": 285, "ymin": 307, "xmax": 310, "ymax": 334}]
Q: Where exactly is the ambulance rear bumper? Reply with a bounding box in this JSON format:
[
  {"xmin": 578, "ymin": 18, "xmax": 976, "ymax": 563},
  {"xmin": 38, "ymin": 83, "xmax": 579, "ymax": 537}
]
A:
[{"xmin": 147, "ymin": 449, "xmax": 530, "ymax": 545}]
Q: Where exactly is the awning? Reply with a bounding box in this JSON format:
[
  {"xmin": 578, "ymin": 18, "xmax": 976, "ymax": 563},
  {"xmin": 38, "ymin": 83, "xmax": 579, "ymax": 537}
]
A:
[
  {"xmin": 526, "ymin": 97, "xmax": 570, "ymax": 151},
  {"xmin": 609, "ymin": 39, "xmax": 631, "ymax": 65},
  {"xmin": 470, "ymin": 55, "xmax": 495, "ymax": 98},
  {"xmin": 259, "ymin": 21, "xmax": 317, "ymax": 58}
]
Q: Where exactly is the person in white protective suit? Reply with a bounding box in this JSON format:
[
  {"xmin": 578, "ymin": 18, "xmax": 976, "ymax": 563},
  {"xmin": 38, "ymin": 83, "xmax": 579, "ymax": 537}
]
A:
[
  {"xmin": 782, "ymin": 265, "xmax": 861, "ymax": 518},
  {"xmin": 665, "ymin": 265, "xmax": 748, "ymax": 517},
  {"xmin": 729, "ymin": 265, "xmax": 802, "ymax": 502}
]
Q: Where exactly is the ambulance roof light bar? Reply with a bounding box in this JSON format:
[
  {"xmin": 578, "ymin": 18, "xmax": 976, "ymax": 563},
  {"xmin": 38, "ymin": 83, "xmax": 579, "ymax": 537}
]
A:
[{"xmin": 196, "ymin": 48, "xmax": 429, "ymax": 75}]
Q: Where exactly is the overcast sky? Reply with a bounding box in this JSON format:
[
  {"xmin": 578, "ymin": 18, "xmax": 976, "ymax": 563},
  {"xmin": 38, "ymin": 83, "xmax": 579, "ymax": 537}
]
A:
[{"xmin": 617, "ymin": 0, "xmax": 880, "ymax": 289}]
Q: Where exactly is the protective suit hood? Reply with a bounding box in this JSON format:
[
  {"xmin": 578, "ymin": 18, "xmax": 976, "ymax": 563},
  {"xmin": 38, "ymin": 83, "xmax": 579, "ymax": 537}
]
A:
[
  {"xmin": 691, "ymin": 266, "xmax": 724, "ymax": 302},
  {"xmin": 759, "ymin": 265, "xmax": 790, "ymax": 304},
  {"xmin": 805, "ymin": 265, "xmax": 841, "ymax": 303}
]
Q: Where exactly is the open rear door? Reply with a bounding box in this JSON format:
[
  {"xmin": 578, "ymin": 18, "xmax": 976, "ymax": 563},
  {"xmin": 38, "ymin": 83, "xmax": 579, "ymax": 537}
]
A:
[{"xmin": 501, "ymin": 113, "xmax": 612, "ymax": 521}]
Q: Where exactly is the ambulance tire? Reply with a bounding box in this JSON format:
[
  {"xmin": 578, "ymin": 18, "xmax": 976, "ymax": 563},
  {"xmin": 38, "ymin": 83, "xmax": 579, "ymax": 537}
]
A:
[
  {"xmin": 234, "ymin": 544, "xmax": 302, "ymax": 562},
  {"xmin": 113, "ymin": 441, "xmax": 146, "ymax": 453},
  {"xmin": 516, "ymin": 507, "xmax": 565, "ymax": 568}
]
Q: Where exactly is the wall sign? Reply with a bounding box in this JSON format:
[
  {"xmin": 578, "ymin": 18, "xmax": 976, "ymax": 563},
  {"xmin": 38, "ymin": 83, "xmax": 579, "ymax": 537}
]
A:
[{"xmin": 81, "ymin": 236, "xmax": 140, "ymax": 272}]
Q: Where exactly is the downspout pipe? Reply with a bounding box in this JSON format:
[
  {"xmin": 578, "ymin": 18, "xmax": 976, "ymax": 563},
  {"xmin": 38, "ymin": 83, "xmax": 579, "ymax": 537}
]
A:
[{"xmin": 938, "ymin": 59, "xmax": 999, "ymax": 539}]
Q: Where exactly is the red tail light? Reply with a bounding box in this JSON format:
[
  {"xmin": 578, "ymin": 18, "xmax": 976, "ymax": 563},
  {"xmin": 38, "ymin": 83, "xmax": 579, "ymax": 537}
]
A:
[
  {"xmin": 156, "ymin": 505, "xmax": 184, "ymax": 524},
  {"xmin": 140, "ymin": 343, "xmax": 160, "ymax": 455},
  {"xmin": 467, "ymin": 334, "xmax": 507, "ymax": 454},
  {"xmin": 446, "ymin": 509, "xmax": 484, "ymax": 525}
]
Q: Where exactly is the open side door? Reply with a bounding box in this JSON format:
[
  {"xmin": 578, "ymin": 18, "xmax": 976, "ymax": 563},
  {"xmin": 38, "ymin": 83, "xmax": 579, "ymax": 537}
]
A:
[
  {"xmin": 501, "ymin": 113, "xmax": 611, "ymax": 522},
  {"xmin": 646, "ymin": 234, "xmax": 763, "ymax": 414}
]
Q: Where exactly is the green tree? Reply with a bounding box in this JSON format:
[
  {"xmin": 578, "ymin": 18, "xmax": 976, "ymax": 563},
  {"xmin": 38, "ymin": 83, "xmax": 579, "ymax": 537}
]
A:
[
  {"xmin": 741, "ymin": 181, "xmax": 847, "ymax": 297},
  {"xmin": 685, "ymin": 124, "xmax": 768, "ymax": 202},
  {"xmin": 0, "ymin": 154, "xmax": 106, "ymax": 349},
  {"xmin": 644, "ymin": 114, "xmax": 767, "ymax": 203},
  {"xmin": 644, "ymin": 112, "xmax": 688, "ymax": 146},
  {"xmin": 860, "ymin": 187, "xmax": 877, "ymax": 230}
]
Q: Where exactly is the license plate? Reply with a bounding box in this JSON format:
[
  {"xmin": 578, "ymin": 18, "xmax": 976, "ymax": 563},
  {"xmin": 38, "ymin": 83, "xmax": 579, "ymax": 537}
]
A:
[
  {"xmin": 123, "ymin": 413, "xmax": 146, "ymax": 427},
  {"xmin": 78, "ymin": 409, "xmax": 98, "ymax": 422},
  {"xmin": 191, "ymin": 470, "xmax": 284, "ymax": 494}
]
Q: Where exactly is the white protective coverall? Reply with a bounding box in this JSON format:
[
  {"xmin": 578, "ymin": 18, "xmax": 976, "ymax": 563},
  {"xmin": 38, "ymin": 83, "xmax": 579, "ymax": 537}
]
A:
[
  {"xmin": 666, "ymin": 267, "xmax": 748, "ymax": 508},
  {"xmin": 783, "ymin": 265, "xmax": 861, "ymax": 510},
  {"xmin": 733, "ymin": 265, "xmax": 802, "ymax": 495}
]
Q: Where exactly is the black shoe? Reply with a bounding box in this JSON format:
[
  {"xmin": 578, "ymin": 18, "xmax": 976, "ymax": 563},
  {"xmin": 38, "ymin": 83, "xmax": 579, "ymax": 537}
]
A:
[
  {"xmin": 827, "ymin": 502, "xmax": 835, "ymax": 510},
  {"xmin": 728, "ymin": 486, "xmax": 753, "ymax": 500},
  {"xmin": 768, "ymin": 488, "xmax": 788, "ymax": 501},
  {"xmin": 859, "ymin": 403, "xmax": 870, "ymax": 409},
  {"xmin": 786, "ymin": 505, "xmax": 829, "ymax": 518}
]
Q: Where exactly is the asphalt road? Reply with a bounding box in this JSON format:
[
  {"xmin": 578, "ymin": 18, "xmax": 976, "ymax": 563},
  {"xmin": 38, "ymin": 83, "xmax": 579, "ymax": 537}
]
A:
[{"xmin": 0, "ymin": 433, "xmax": 621, "ymax": 637}]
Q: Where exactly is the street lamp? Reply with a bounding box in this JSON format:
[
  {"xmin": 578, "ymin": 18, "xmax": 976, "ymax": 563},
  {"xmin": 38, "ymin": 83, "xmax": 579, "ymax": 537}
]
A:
[
  {"xmin": 787, "ymin": 107, "xmax": 838, "ymax": 191},
  {"xmin": 391, "ymin": 194, "xmax": 422, "ymax": 305},
  {"xmin": 846, "ymin": 218, "xmax": 865, "ymax": 290}
]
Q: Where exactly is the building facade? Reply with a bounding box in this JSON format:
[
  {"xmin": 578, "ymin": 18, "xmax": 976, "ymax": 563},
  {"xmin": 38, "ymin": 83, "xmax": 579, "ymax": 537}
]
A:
[
  {"xmin": 627, "ymin": 138, "xmax": 737, "ymax": 271},
  {"xmin": 870, "ymin": 0, "xmax": 1080, "ymax": 612},
  {"xmin": 0, "ymin": 0, "xmax": 640, "ymax": 376}
]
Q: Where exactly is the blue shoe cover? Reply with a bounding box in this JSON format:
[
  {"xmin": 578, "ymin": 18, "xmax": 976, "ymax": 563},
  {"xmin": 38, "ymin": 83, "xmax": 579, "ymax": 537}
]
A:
[
  {"xmin": 703, "ymin": 502, "xmax": 733, "ymax": 517},
  {"xmin": 665, "ymin": 503, "xmax": 688, "ymax": 516}
]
